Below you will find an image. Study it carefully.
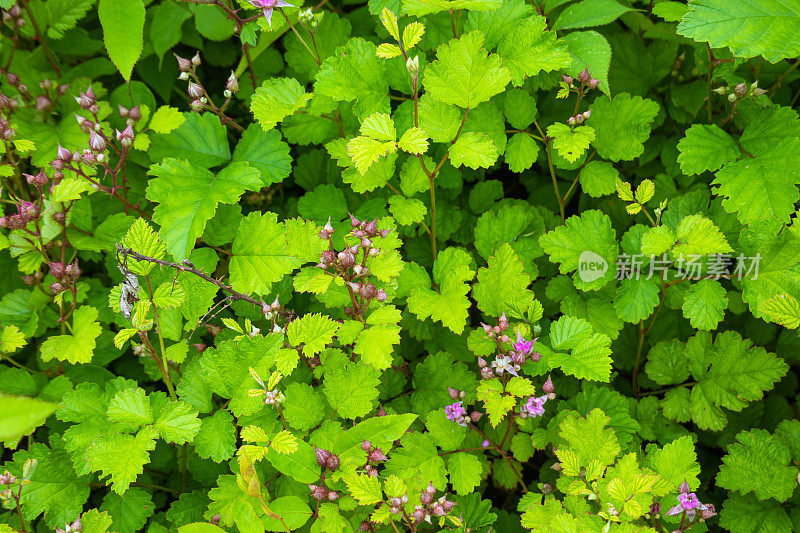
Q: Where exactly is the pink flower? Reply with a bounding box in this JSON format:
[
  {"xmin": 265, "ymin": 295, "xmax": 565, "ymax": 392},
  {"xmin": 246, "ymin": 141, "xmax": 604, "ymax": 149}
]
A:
[
  {"xmin": 445, "ymin": 401, "xmax": 465, "ymax": 421},
  {"xmin": 249, "ymin": 0, "xmax": 295, "ymax": 27},
  {"xmin": 513, "ymin": 331, "xmax": 535, "ymax": 356},
  {"xmin": 524, "ymin": 395, "xmax": 547, "ymax": 417},
  {"xmin": 666, "ymin": 481, "xmax": 713, "ymax": 522}
]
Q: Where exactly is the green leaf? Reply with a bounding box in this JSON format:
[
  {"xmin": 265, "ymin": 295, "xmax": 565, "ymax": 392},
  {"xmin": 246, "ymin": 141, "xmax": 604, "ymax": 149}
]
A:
[
  {"xmin": 287, "ymin": 313, "xmax": 340, "ymax": 357},
  {"xmin": 398, "ymin": 127, "xmax": 429, "ymax": 155},
  {"xmin": 505, "ymin": 132, "xmax": 540, "ymax": 173},
  {"xmin": 645, "ymin": 340, "xmax": 690, "ymax": 386},
  {"xmin": 448, "ymin": 452, "xmax": 483, "ymax": 495},
  {"xmin": 194, "ymin": 410, "xmax": 236, "ymax": 463},
  {"xmin": 148, "ymin": 106, "xmax": 186, "ymax": 135},
  {"xmin": 716, "ymin": 429, "xmax": 799, "ymax": 501},
  {"xmin": 0, "ymin": 395, "xmax": 57, "ymax": 442},
  {"xmin": 558, "ymin": 409, "xmax": 620, "ymax": 466},
  {"xmin": 323, "ymin": 361, "xmax": 381, "ymax": 419},
  {"xmin": 408, "ymin": 248, "xmax": 476, "ymax": 333},
  {"xmin": 423, "ymin": 31, "xmax": 511, "ymax": 109},
  {"xmin": 554, "ymin": 0, "xmax": 630, "ymax": 30},
  {"xmin": 229, "ymin": 212, "xmax": 323, "ymax": 295},
  {"xmin": 687, "ymin": 331, "xmax": 788, "ymax": 431},
  {"xmin": 648, "ymin": 435, "xmax": 700, "ymax": 489},
  {"xmin": 678, "ymin": 0, "xmax": 800, "ymax": 63},
  {"xmin": 546, "ymin": 123, "xmax": 595, "ymax": 163},
  {"xmin": 347, "ymin": 136, "xmax": 397, "ymax": 175},
  {"xmin": 760, "ymin": 293, "xmax": 800, "ymax": 329},
  {"xmin": 251, "ymin": 77, "xmax": 312, "ymax": 131},
  {"xmin": 232, "ymin": 125, "xmax": 292, "ymax": 187},
  {"xmin": 389, "ymin": 195, "xmax": 427, "ymax": 226},
  {"xmin": 682, "ymin": 279, "xmax": 728, "ymax": 330},
  {"xmin": 712, "ymin": 140, "xmax": 800, "ymax": 225},
  {"xmin": 579, "ymin": 160, "xmax": 618, "ymax": 197},
  {"xmin": 153, "ymin": 398, "xmax": 201, "ymax": 444},
  {"xmin": 147, "ymin": 159, "xmax": 261, "ymax": 261},
  {"xmin": 548, "ymin": 316, "xmax": 613, "ymax": 382},
  {"xmin": 449, "ymin": 132, "xmax": 499, "ymax": 169},
  {"xmin": 107, "ymin": 387, "xmax": 152, "ymax": 427},
  {"xmin": 261, "ymin": 496, "xmax": 312, "ymax": 531},
  {"xmin": 148, "ymin": 113, "xmax": 231, "ymax": 169},
  {"xmin": 539, "ymin": 210, "xmax": 617, "ymax": 290},
  {"xmin": 562, "ymin": 31, "xmax": 612, "ymax": 95},
  {"xmin": 282, "ymin": 383, "xmax": 324, "ymax": 432},
  {"xmin": 101, "ymin": 487, "xmax": 155, "ymax": 533},
  {"xmin": 614, "ymin": 277, "xmax": 660, "ymax": 323},
  {"xmin": 45, "ymin": 0, "xmax": 94, "ymax": 39},
  {"xmin": 98, "ymin": 0, "xmax": 144, "ymax": 81},
  {"xmin": 40, "ymin": 306, "xmax": 102, "ymax": 364},
  {"xmin": 10, "ymin": 438, "xmax": 91, "ymax": 528},
  {"xmin": 472, "ymin": 243, "xmax": 534, "ymax": 316},
  {"xmin": 418, "ymin": 94, "xmax": 462, "ymax": 143},
  {"xmin": 719, "ymin": 493, "xmax": 793, "ymax": 533},
  {"xmin": 344, "ymin": 473, "xmax": 383, "ymax": 505},
  {"xmin": 85, "ymin": 427, "xmax": 157, "ymax": 494},
  {"xmin": 354, "ymin": 323, "xmax": 401, "ymax": 370},
  {"xmin": 314, "ymin": 38, "xmax": 389, "ymax": 119},
  {"xmin": 676, "ymin": 124, "xmax": 740, "ymax": 175},
  {"xmin": 0, "ymin": 324, "xmax": 26, "ymax": 353},
  {"xmin": 498, "ymin": 16, "xmax": 571, "ymax": 86},
  {"xmin": 587, "ymin": 93, "xmax": 659, "ymax": 161}
]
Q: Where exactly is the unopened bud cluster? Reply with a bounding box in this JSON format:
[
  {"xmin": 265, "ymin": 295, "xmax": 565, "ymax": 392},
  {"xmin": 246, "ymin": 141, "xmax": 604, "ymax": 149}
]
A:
[
  {"xmin": 360, "ymin": 440, "xmax": 388, "ymax": 478},
  {"xmin": 562, "ymin": 67, "xmax": 599, "ymax": 91},
  {"xmin": 0, "ymin": 113, "xmax": 16, "ymax": 140},
  {"xmin": 1, "ymin": 4, "xmax": 25, "ymax": 27},
  {"xmin": 568, "ymin": 109, "xmax": 591, "ymax": 126},
  {"xmin": 317, "ymin": 215, "xmax": 391, "ymax": 317},
  {"xmin": 175, "ymin": 52, "xmax": 239, "ymax": 108},
  {"xmin": 407, "ymin": 482, "xmax": 456, "ymax": 525},
  {"xmin": 0, "ymin": 199, "xmax": 39, "ymax": 230},
  {"xmin": 48, "ymin": 260, "xmax": 81, "ymax": 294},
  {"xmin": 713, "ymin": 81, "xmax": 766, "ymax": 102}
]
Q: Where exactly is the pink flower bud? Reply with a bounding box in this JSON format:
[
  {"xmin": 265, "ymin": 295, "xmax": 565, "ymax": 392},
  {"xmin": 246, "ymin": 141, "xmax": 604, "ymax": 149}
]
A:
[
  {"xmin": 226, "ymin": 71, "xmax": 239, "ymax": 93},
  {"xmin": 89, "ymin": 131, "xmax": 106, "ymax": 152},
  {"xmin": 187, "ymin": 82, "xmax": 203, "ymax": 99},
  {"xmin": 543, "ymin": 376, "xmax": 555, "ymax": 395},
  {"xmin": 315, "ymin": 447, "xmax": 331, "ymax": 467},
  {"xmin": 49, "ymin": 261, "xmax": 66, "ymax": 279},
  {"xmin": 175, "ymin": 55, "xmax": 192, "ymax": 72},
  {"xmin": 368, "ymin": 449, "xmax": 386, "ymax": 462},
  {"xmin": 425, "ymin": 481, "xmax": 436, "ymax": 494},
  {"xmin": 578, "ymin": 68, "xmax": 591, "ymax": 84},
  {"xmin": 118, "ymin": 105, "xmax": 129, "ymax": 118},
  {"xmin": 57, "ymin": 145, "xmax": 71, "ymax": 161},
  {"xmin": 361, "ymin": 440, "xmax": 371, "ymax": 451},
  {"xmin": 128, "ymin": 106, "xmax": 141, "ymax": 121},
  {"xmin": 447, "ymin": 387, "xmax": 460, "ymax": 400}
]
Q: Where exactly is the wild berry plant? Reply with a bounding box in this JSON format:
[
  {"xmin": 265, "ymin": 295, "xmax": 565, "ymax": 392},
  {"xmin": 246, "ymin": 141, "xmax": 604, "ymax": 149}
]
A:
[{"xmin": 1, "ymin": 0, "xmax": 799, "ymax": 532}]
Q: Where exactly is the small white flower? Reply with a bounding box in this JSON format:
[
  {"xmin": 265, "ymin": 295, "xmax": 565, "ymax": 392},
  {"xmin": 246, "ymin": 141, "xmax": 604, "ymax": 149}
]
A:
[{"xmin": 491, "ymin": 355, "xmax": 518, "ymax": 376}]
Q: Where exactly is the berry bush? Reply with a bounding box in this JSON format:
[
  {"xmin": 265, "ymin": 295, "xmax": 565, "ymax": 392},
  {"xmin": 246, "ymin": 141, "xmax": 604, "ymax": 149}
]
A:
[{"xmin": 1, "ymin": 0, "xmax": 799, "ymax": 532}]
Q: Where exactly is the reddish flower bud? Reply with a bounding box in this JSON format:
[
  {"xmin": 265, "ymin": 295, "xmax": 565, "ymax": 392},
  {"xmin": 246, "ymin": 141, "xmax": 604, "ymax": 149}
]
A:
[
  {"xmin": 543, "ymin": 376, "xmax": 555, "ymax": 395},
  {"xmin": 368, "ymin": 449, "xmax": 386, "ymax": 462},
  {"xmin": 89, "ymin": 130, "xmax": 106, "ymax": 152},
  {"xmin": 578, "ymin": 68, "xmax": 591, "ymax": 84},
  {"xmin": 325, "ymin": 454, "xmax": 340, "ymax": 471},
  {"xmin": 361, "ymin": 440, "xmax": 371, "ymax": 451},
  {"xmin": 425, "ymin": 481, "xmax": 436, "ymax": 495},
  {"xmin": 315, "ymin": 447, "xmax": 331, "ymax": 467},
  {"xmin": 49, "ymin": 261, "xmax": 66, "ymax": 279},
  {"xmin": 187, "ymin": 82, "xmax": 204, "ymax": 99},
  {"xmin": 175, "ymin": 55, "xmax": 192, "ymax": 72},
  {"xmin": 128, "ymin": 106, "xmax": 141, "ymax": 121}
]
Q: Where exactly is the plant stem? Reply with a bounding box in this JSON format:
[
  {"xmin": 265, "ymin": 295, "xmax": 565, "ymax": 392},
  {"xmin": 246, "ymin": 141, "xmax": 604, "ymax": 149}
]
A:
[
  {"xmin": 22, "ymin": 0, "xmax": 59, "ymax": 76},
  {"xmin": 116, "ymin": 246, "xmax": 264, "ymax": 307}
]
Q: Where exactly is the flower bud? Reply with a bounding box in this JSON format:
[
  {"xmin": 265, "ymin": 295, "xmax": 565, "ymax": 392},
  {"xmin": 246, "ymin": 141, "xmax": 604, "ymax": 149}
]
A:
[
  {"xmin": 470, "ymin": 411, "xmax": 483, "ymax": 422},
  {"xmin": 425, "ymin": 481, "xmax": 436, "ymax": 495},
  {"xmin": 175, "ymin": 55, "xmax": 192, "ymax": 72},
  {"xmin": 309, "ymin": 484, "xmax": 328, "ymax": 501},
  {"xmin": 211, "ymin": 514, "xmax": 220, "ymax": 525},
  {"xmin": 187, "ymin": 82, "xmax": 204, "ymax": 99},
  {"xmin": 89, "ymin": 130, "xmax": 106, "ymax": 152},
  {"xmin": 543, "ymin": 376, "xmax": 555, "ymax": 395},
  {"xmin": 128, "ymin": 106, "xmax": 141, "ymax": 121},
  {"xmin": 588, "ymin": 78, "xmax": 599, "ymax": 89},
  {"xmin": 179, "ymin": 72, "xmax": 189, "ymax": 81},
  {"xmin": 368, "ymin": 448, "xmax": 387, "ymax": 462},
  {"xmin": 5, "ymin": 72, "xmax": 19, "ymax": 86},
  {"xmin": 49, "ymin": 261, "xmax": 66, "ymax": 279},
  {"xmin": 562, "ymin": 74, "xmax": 573, "ymax": 85},
  {"xmin": 361, "ymin": 440, "xmax": 371, "ymax": 451},
  {"xmin": 448, "ymin": 387, "xmax": 460, "ymax": 400},
  {"xmin": 728, "ymin": 93, "xmax": 737, "ymax": 102},
  {"xmin": 406, "ymin": 55, "xmax": 419, "ymax": 80},
  {"xmin": 325, "ymin": 454, "xmax": 340, "ymax": 470},
  {"xmin": 315, "ymin": 447, "xmax": 331, "ymax": 467},
  {"xmin": 226, "ymin": 71, "xmax": 239, "ymax": 94},
  {"xmin": 328, "ymin": 491, "xmax": 339, "ymax": 501},
  {"xmin": 734, "ymin": 82, "xmax": 748, "ymax": 97},
  {"xmin": 376, "ymin": 289, "xmax": 387, "ymax": 302},
  {"xmin": 65, "ymin": 261, "xmax": 81, "ymax": 280},
  {"xmin": 420, "ymin": 491, "xmax": 433, "ymax": 505},
  {"xmin": 578, "ymin": 68, "xmax": 591, "ymax": 84},
  {"xmin": 190, "ymin": 99, "xmax": 203, "ymax": 111},
  {"xmin": 50, "ymin": 282, "xmax": 65, "ymax": 294},
  {"xmin": 191, "ymin": 51, "xmax": 201, "ymax": 67}
]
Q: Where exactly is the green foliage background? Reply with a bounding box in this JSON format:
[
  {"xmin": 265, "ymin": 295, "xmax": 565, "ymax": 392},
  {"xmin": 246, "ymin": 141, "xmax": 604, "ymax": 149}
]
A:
[{"xmin": 1, "ymin": 0, "xmax": 800, "ymax": 532}]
